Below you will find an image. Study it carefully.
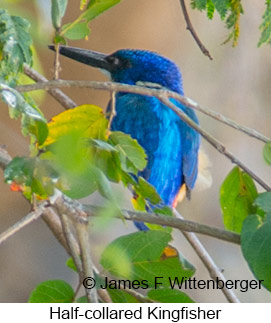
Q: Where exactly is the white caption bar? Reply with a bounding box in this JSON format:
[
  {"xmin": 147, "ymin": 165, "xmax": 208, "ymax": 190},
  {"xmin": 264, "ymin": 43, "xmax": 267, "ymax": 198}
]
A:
[{"xmin": 1, "ymin": 303, "xmax": 270, "ymax": 322}]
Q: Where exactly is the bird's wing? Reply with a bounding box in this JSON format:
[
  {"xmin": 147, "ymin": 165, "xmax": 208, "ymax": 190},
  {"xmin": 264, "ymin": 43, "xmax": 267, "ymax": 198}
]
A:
[{"xmin": 172, "ymin": 100, "xmax": 200, "ymax": 206}]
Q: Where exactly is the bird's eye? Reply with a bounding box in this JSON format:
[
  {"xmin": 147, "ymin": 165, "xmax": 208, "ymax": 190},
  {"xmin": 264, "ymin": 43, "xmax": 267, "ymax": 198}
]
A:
[{"xmin": 106, "ymin": 55, "xmax": 120, "ymax": 66}]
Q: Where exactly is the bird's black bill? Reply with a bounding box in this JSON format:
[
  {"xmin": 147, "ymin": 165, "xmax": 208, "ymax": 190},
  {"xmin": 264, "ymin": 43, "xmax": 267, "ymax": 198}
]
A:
[{"xmin": 48, "ymin": 45, "xmax": 110, "ymax": 70}]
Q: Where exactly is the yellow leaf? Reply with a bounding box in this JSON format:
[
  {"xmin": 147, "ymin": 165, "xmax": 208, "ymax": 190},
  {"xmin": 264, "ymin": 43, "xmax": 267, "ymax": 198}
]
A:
[{"xmin": 42, "ymin": 104, "xmax": 108, "ymax": 147}]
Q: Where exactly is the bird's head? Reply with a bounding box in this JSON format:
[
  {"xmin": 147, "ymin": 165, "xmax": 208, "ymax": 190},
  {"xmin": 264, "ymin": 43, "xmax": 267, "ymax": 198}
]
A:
[{"xmin": 49, "ymin": 46, "xmax": 184, "ymax": 95}]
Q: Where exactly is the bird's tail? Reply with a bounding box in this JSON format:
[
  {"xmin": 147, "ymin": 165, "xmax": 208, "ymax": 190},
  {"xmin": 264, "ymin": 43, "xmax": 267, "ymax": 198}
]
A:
[{"xmin": 172, "ymin": 148, "xmax": 212, "ymax": 208}]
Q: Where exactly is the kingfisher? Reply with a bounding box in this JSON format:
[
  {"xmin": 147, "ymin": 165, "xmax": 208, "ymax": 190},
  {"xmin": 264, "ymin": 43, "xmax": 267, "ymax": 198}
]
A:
[{"xmin": 49, "ymin": 45, "xmax": 202, "ymax": 230}]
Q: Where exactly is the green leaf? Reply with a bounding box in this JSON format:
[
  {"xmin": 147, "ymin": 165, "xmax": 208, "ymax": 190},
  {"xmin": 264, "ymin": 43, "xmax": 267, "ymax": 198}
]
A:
[
  {"xmin": 60, "ymin": 0, "xmax": 120, "ymax": 40},
  {"xmin": 51, "ymin": 0, "xmax": 68, "ymax": 30},
  {"xmin": 191, "ymin": 0, "xmax": 207, "ymax": 11},
  {"xmin": 28, "ymin": 280, "xmax": 74, "ymax": 302},
  {"xmin": 109, "ymin": 131, "xmax": 147, "ymax": 174},
  {"xmin": 220, "ymin": 167, "xmax": 258, "ymax": 233},
  {"xmin": 66, "ymin": 258, "xmax": 77, "ymax": 272},
  {"xmin": 28, "ymin": 119, "xmax": 49, "ymax": 146},
  {"xmin": 91, "ymin": 143, "xmax": 122, "ymax": 182},
  {"xmin": 212, "ymin": 0, "xmax": 229, "ymax": 19},
  {"xmin": 46, "ymin": 132, "xmax": 98, "ymax": 199},
  {"xmin": 147, "ymin": 288, "xmax": 194, "ymax": 303},
  {"xmin": 83, "ymin": 0, "xmax": 121, "ymax": 22},
  {"xmin": 4, "ymin": 157, "xmax": 35, "ymax": 186},
  {"xmin": 80, "ymin": 0, "xmax": 88, "ymax": 11},
  {"xmin": 190, "ymin": 0, "xmax": 244, "ymax": 47},
  {"xmin": 135, "ymin": 177, "xmax": 161, "ymax": 205},
  {"xmin": 62, "ymin": 21, "xmax": 90, "ymax": 40},
  {"xmin": 153, "ymin": 205, "xmax": 173, "ymax": 217},
  {"xmin": 258, "ymin": 0, "xmax": 271, "ymax": 46},
  {"xmin": 0, "ymin": 85, "xmax": 48, "ymax": 144},
  {"xmin": 222, "ymin": 0, "xmax": 243, "ymax": 46},
  {"xmin": 263, "ymin": 142, "xmax": 271, "ymax": 165},
  {"xmin": 100, "ymin": 242, "xmax": 133, "ymax": 278},
  {"xmin": 4, "ymin": 156, "xmax": 56, "ymax": 198},
  {"xmin": 241, "ymin": 214, "xmax": 271, "ymax": 291},
  {"xmin": 206, "ymin": 0, "xmax": 215, "ymax": 19},
  {"xmin": 254, "ymin": 192, "xmax": 271, "ymax": 213},
  {"xmin": 93, "ymin": 167, "xmax": 115, "ymax": 201},
  {"xmin": 0, "ymin": 9, "xmax": 32, "ymax": 74},
  {"xmin": 53, "ymin": 34, "xmax": 66, "ymax": 45},
  {"xmin": 100, "ymin": 231, "xmax": 195, "ymax": 287},
  {"xmin": 91, "ymin": 201, "xmax": 121, "ymax": 231}
]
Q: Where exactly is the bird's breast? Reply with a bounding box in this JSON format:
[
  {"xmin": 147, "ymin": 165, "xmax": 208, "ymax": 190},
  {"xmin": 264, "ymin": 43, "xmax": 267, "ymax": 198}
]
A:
[{"xmin": 111, "ymin": 93, "xmax": 183, "ymax": 205}]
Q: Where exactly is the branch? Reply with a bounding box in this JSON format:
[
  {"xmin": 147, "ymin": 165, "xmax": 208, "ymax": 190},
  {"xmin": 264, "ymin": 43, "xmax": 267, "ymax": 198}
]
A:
[
  {"xmin": 16, "ymin": 80, "xmax": 271, "ymax": 191},
  {"xmin": 173, "ymin": 209, "xmax": 240, "ymax": 303},
  {"xmin": 179, "ymin": 0, "xmax": 213, "ymax": 60},
  {"xmin": 23, "ymin": 64, "xmax": 76, "ymax": 109},
  {"xmin": 0, "ymin": 202, "xmax": 47, "ymax": 245},
  {"xmin": 98, "ymin": 272, "xmax": 153, "ymax": 303},
  {"xmin": 42, "ymin": 206, "xmax": 75, "ymax": 254},
  {"xmin": 108, "ymin": 91, "xmax": 116, "ymax": 131},
  {"xmin": 59, "ymin": 212, "xmax": 83, "ymax": 276},
  {"xmin": 17, "ymin": 79, "xmax": 270, "ymax": 143},
  {"xmin": 53, "ymin": 194, "xmax": 98, "ymax": 303},
  {"xmin": 53, "ymin": 43, "xmax": 61, "ymax": 80},
  {"xmin": 84, "ymin": 205, "xmax": 240, "ymax": 245},
  {"xmin": 0, "ymin": 146, "xmax": 12, "ymax": 169},
  {"xmin": 0, "ymin": 196, "xmax": 240, "ymax": 247}
]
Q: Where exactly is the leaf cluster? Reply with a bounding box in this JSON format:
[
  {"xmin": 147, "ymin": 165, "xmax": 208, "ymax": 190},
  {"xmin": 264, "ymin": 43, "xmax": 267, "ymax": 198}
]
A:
[
  {"xmin": 220, "ymin": 167, "xmax": 271, "ymax": 291},
  {"xmin": 29, "ymin": 231, "xmax": 195, "ymax": 303},
  {"xmin": 191, "ymin": 0, "xmax": 271, "ymax": 47},
  {"xmin": 51, "ymin": 0, "xmax": 121, "ymax": 43}
]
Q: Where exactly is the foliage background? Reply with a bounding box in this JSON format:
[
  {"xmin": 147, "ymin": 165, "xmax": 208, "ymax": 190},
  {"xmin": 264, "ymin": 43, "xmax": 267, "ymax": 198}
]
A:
[{"xmin": 0, "ymin": 0, "xmax": 270, "ymax": 302}]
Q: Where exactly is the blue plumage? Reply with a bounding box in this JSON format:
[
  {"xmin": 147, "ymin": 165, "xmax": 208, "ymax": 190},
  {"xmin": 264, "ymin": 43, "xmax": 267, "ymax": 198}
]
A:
[
  {"xmin": 108, "ymin": 50, "xmax": 200, "ymax": 206},
  {"xmin": 52, "ymin": 46, "xmax": 200, "ymax": 230}
]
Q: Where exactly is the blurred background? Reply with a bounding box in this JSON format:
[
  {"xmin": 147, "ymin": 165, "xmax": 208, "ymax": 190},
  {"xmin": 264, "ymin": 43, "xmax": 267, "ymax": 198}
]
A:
[{"xmin": 0, "ymin": 0, "xmax": 270, "ymax": 302}]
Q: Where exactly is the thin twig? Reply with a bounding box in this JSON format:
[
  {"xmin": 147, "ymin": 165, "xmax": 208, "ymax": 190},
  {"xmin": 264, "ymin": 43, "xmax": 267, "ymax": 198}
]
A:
[
  {"xmin": 23, "ymin": 64, "xmax": 76, "ymax": 110},
  {"xmin": 0, "ymin": 196, "xmax": 240, "ymax": 248},
  {"xmin": 72, "ymin": 281, "xmax": 83, "ymax": 303},
  {"xmin": 0, "ymin": 146, "xmax": 12, "ymax": 169},
  {"xmin": 98, "ymin": 273, "xmax": 153, "ymax": 303},
  {"xmin": 173, "ymin": 209, "xmax": 240, "ymax": 303},
  {"xmin": 84, "ymin": 204, "xmax": 240, "ymax": 245},
  {"xmin": 52, "ymin": 192, "xmax": 98, "ymax": 303},
  {"xmin": 0, "ymin": 202, "xmax": 47, "ymax": 245},
  {"xmin": 42, "ymin": 206, "xmax": 72, "ymax": 254},
  {"xmin": 15, "ymin": 80, "xmax": 271, "ymax": 190},
  {"xmin": 54, "ymin": 43, "xmax": 61, "ymax": 80},
  {"xmin": 16, "ymin": 80, "xmax": 270, "ymax": 143},
  {"xmin": 97, "ymin": 289, "xmax": 113, "ymax": 303},
  {"xmin": 59, "ymin": 212, "xmax": 83, "ymax": 275},
  {"xmin": 76, "ymin": 219, "xmax": 98, "ymax": 303},
  {"xmin": 179, "ymin": 0, "xmax": 213, "ymax": 60},
  {"xmin": 108, "ymin": 91, "xmax": 116, "ymax": 131}
]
